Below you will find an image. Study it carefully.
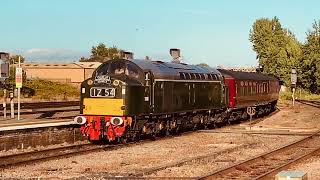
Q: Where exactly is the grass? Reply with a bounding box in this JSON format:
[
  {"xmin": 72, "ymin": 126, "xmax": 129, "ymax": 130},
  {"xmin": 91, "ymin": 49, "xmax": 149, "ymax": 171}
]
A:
[
  {"xmin": 0, "ymin": 79, "xmax": 79, "ymax": 101},
  {"xmin": 279, "ymin": 88, "xmax": 320, "ymax": 101}
]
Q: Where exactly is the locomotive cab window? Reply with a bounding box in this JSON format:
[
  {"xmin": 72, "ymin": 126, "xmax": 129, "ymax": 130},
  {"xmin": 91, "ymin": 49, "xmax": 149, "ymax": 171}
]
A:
[
  {"xmin": 95, "ymin": 60, "xmax": 143, "ymax": 80},
  {"xmin": 96, "ymin": 63, "xmax": 110, "ymax": 76}
]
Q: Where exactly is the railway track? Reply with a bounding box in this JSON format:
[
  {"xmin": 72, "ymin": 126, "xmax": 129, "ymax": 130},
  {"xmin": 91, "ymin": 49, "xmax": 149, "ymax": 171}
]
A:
[
  {"xmin": 1, "ymin": 101, "xmax": 79, "ymax": 110},
  {"xmin": 137, "ymin": 143, "xmax": 258, "ymax": 177},
  {"xmin": 296, "ymin": 99, "xmax": 320, "ymax": 108},
  {"xmin": 0, "ymin": 131, "xmax": 196, "ymax": 169},
  {"xmin": 0, "ymin": 101, "xmax": 80, "ymax": 118},
  {"xmin": 0, "ymin": 143, "xmax": 100, "ymax": 168},
  {"xmin": 197, "ymin": 130, "xmax": 320, "ymax": 180},
  {"xmin": 199, "ymin": 129, "xmax": 319, "ymax": 137}
]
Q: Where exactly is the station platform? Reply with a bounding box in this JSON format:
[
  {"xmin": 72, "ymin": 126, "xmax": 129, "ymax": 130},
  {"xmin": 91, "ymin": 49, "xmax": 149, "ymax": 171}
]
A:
[{"xmin": 0, "ymin": 117, "xmax": 76, "ymax": 131}]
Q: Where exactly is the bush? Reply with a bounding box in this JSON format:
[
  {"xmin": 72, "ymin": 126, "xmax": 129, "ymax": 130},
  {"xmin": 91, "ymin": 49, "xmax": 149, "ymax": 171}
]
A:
[{"xmin": 23, "ymin": 79, "xmax": 79, "ymax": 100}]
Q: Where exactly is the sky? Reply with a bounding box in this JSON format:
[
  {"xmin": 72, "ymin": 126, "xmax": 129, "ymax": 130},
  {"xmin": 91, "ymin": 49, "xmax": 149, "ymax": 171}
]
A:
[{"xmin": 1, "ymin": 0, "xmax": 319, "ymax": 67}]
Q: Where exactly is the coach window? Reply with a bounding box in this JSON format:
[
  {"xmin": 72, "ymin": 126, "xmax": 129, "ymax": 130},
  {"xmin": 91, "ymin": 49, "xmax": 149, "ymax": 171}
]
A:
[
  {"xmin": 237, "ymin": 84, "xmax": 241, "ymax": 96},
  {"xmin": 263, "ymin": 83, "xmax": 265, "ymax": 93},
  {"xmin": 244, "ymin": 82, "xmax": 248, "ymax": 95},
  {"xmin": 252, "ymin": 82, "xmax": 257, "ymax": 94},
  {"xmin": 240, "ymin": 81, "xmax": 244, "ymax": 95}
]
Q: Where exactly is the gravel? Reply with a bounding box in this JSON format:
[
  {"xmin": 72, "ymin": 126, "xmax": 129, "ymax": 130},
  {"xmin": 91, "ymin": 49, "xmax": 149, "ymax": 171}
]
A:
[
  {"xmin": 0, "ymin": 101, "xmax": 319, "ymax": 179},
  {"xmin": 0, "ymin": 133, "xmax": 301, "ymax": 179}
]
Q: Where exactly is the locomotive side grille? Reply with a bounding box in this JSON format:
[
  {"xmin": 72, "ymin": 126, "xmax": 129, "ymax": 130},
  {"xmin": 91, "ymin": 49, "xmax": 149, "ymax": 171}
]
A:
[{"xmin": 83, "ymin": 98, "xmax": 124, "ymax": 116}]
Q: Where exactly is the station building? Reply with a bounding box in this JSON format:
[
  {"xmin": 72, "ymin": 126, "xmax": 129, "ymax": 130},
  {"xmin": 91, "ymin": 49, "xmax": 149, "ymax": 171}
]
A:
[{"xmin": 21, "ymin": 62, "xmax": 101, "ymax": 86}]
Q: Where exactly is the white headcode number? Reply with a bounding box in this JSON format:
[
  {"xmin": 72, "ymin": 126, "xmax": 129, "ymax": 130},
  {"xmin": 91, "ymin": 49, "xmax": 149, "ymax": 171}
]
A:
[{"xmin": 90, "ymin": 87, "xmax": 116, "ymax": 97}]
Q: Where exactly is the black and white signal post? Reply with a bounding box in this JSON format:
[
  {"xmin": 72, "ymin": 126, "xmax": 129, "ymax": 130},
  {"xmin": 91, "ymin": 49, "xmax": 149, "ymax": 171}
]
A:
[{"xmin": 291, "ymin": 68, "xmax": 297, "ymax": 106}]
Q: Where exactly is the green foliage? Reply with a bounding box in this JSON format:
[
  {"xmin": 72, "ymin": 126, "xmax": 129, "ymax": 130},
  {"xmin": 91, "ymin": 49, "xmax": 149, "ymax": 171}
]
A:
[
  {"xmin": 279, "ymin": 88, "xmax": 320, "ymax": 101},
  {"xmin": 23, "ymin": 79, "xmax": 79, "ymax": 100},
  {"xmin": 80, "ymin": 43, "xmax": 124, "ymax": 62},
  {"xmin": 197, "ymin": 63, "xmax": 210, "ymax": 68},
  {"xmin": 300, "ymin": 20, "xmax": 320, "ymax": 93},
  {"xmin": 8, "ymin": 55, "xmax": 25, "ymax": 64},
  {"xmin": 249, "ymin": 17, "xmax": 302, "ymax": 86}
]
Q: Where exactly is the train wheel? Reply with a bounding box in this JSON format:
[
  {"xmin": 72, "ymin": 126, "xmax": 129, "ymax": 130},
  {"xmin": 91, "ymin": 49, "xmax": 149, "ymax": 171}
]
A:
[{"xmin": 119, "ymin": 137, "xmax": 128, "ymax": 144}]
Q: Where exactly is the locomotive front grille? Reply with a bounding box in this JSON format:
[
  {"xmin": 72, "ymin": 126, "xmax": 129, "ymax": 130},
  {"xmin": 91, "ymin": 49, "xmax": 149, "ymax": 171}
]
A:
[{"xmin": 83, "ymin": 98, "xmax": 124, "ymax": 116}]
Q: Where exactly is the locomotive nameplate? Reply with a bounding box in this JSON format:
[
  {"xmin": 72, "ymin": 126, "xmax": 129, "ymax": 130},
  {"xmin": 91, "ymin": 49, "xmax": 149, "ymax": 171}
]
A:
[{"xmin": 90, "ymin": 87, "xmax": 115, "ymax": 97}]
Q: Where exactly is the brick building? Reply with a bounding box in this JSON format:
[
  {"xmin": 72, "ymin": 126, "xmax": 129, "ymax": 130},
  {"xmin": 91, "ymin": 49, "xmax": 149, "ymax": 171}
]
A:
[{"xmin": 21, "ymin": 62, "xmax": 101, "ymax": 86}]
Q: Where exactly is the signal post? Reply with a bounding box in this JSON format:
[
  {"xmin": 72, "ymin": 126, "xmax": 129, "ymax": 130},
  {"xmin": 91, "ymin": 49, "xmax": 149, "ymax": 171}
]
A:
[
  {"xmin": 0, "ymin": 52, "xmax": 10, "ymax": 119},
  {"xmin": 16, "ymin": 57, "xmax": 22, "ymax": 120}
]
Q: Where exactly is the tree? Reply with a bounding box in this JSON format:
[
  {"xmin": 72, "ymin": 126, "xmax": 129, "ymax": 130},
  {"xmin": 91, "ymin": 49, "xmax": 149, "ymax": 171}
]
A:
[
  {"xmin": 300, "ymin": 20, "xmax": 320, "ymax": 93},
  {"xmin": 80, "ymin": 43, "xmax": 124, "ymax": 62},
  {"xmin": 8, "ymin": 55, "xmax": 25, "ymax": 64},
  {"xmin": 197, "ymin": 63, "xmax": 210, "ymax": 68},
  {"xmin": 249, "ymin": 17, "xmax": 302, "ymax": 86}
]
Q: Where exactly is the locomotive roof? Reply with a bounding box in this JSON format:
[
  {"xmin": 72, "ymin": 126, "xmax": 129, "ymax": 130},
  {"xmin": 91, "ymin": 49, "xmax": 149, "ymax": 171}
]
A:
[
  {"xmin": 131, "ymin": 59, "xmax": 222, "ymax": 80},
  {"xmin": 218, "ymin": 69, "xmax": 278, "ymax": 81}
]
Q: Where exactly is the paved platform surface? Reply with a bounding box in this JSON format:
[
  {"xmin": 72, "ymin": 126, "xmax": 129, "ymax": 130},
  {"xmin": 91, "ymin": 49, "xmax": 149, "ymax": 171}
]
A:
[{"xmin": 0, "ymin": 117, "xmax": 75, "ymax": 131}]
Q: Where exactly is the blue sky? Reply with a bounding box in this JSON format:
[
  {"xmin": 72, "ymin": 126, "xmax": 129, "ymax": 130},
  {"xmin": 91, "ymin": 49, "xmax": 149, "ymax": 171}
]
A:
[{"xmin": 1, "ymin": 0, "xmax": 319, "ymax": 67}]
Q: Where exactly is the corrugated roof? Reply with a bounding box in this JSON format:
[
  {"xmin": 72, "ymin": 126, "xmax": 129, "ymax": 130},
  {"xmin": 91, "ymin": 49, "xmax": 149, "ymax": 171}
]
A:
[
  {"xmin": 21, "ymin": 62, "xmax": 101, "ymax": 69},
  {"xmin": 73, "ymin": 62, "xmax": 101, "ymax": 68}
]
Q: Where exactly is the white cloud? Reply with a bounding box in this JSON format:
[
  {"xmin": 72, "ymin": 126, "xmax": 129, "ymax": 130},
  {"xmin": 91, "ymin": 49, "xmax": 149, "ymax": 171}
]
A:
[{"xmin": 22, "ymin": 48, "xmax": 88, "ymax": 62}]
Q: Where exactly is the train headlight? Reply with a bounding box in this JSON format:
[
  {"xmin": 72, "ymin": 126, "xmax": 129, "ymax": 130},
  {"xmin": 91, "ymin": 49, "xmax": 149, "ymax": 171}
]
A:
[
  {"xmin": 87, "ymin": 79, "xmax": 93, "ymax": 85},
  {"xmin": 73, "ymin": 116, "xmax": 87, "ymax": 125},
  {"xmin": 110, "ymin": 117, "xmax": 123, "ymax": 126},
  {"xmin": 113, "ymin": 80, "xmax": 120, "ymax": 86}
]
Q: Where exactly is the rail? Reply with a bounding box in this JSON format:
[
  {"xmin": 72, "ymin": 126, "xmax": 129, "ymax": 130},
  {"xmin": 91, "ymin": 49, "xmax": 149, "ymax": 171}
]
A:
[{"xmin": 197, "ymin": 130, "xmax": 320, "ymax": 179}]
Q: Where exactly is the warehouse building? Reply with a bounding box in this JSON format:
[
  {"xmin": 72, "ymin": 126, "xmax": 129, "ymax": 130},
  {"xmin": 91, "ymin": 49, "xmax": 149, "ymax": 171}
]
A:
[{"xmin": 21, "ymin": 62, "xmax": 101, "ymax": 86}]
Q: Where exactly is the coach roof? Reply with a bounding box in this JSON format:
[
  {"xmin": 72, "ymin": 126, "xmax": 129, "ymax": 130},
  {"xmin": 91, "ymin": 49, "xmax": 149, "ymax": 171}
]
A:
[{"xmin": 218, "ymin": 69, "xmax": 278, "ymax": 81}]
